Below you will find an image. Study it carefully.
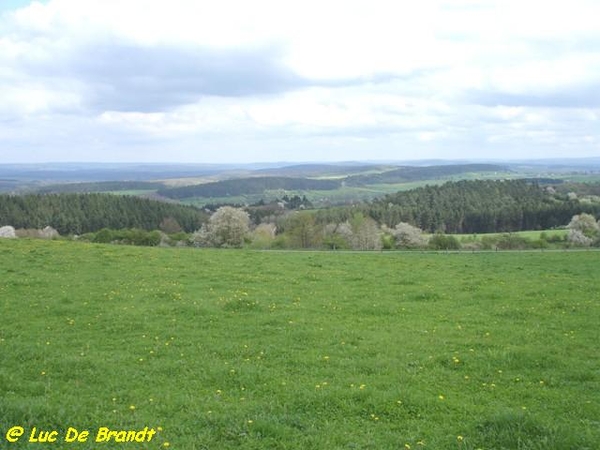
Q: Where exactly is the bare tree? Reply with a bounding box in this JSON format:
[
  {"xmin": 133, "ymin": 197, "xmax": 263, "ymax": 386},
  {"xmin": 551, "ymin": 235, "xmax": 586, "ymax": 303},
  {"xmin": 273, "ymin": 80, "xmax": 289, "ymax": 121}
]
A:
[{"xmin": 348, "ymin": 213, "xmax": 382, "ymax": 251}]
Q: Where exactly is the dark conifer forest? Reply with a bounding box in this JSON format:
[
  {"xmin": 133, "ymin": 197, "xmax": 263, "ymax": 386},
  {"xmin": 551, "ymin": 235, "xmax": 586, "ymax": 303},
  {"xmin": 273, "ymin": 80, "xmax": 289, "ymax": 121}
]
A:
[{"xmin": 0, "ymin": 193, "xmax": 206, "ymax": 234}]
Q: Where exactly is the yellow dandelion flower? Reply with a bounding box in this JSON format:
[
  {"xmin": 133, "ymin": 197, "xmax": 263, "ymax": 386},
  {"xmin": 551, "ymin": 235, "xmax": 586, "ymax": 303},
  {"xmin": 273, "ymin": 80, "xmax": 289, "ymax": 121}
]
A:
[
  {"xmin": 457, "ymin": 435, "xmax": 464, "ymax": 441},
  {"xmin": 129, "ymin": 405, "xmax": 136, "ymax": 411},
  {"xmin": 163, "ymin": 442, "xmax": 170, "ymax": 447}
]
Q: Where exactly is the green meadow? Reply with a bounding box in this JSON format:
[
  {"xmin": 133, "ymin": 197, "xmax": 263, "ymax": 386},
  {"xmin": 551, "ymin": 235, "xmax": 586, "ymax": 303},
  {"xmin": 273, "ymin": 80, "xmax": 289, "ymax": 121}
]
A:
[{"xmin": 0, "ymin": 240, "xmax": 598, "ymax": 449}]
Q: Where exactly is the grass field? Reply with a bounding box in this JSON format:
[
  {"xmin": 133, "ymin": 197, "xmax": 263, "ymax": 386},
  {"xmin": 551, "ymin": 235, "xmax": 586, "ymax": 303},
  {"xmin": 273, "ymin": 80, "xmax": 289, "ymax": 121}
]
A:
[{"xmin": 0, "ymin": 240, "xmax": 598, "ymax": 449}]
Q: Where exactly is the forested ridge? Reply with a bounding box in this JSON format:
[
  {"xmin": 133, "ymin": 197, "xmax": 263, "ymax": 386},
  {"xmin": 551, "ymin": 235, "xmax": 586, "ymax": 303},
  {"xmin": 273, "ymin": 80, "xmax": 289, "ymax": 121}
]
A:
[
  {"xmin": 374, "ymin": 179, "xmax": 600, "ymax": 233},
  {"xmin": 157, "ymin": 164, "xmax": 508, "ymax": 199},
  {"xmin": 0, "ymin": 193, "xmax": 206, "ymax": 234},
  {"xmin": 317, "ymin": 179, "xmax": 600, "ymax": 233},
  {"xmin": 158, "ymin": 176, "xmax": 341, "ymax": 199},
  {"xmin": 36, "ymin": 181, "xmax": 165, "ymax": 194},
  {"xmin": 345, "ymin": 164, "xmax": 507, "ymax": 186}
]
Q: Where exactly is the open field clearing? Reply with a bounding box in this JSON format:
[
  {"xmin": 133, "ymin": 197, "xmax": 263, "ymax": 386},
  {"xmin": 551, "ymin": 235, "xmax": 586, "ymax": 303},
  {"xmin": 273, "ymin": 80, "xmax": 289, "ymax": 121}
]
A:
[{"xmin": 0, "ymin": 240, "xmax": 598, "ymax": 449}]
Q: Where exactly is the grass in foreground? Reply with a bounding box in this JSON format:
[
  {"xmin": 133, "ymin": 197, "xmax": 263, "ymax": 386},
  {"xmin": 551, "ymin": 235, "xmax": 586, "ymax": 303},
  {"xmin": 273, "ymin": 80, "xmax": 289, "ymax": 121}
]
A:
[{"xmin": 0, "ymin": 240, "xmax": 598, "ymax": 449}]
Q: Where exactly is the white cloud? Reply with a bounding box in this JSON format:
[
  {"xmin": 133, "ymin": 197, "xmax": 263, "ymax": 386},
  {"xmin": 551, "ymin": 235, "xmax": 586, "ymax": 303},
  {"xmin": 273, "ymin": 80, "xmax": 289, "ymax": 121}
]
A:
[{"xmin": 0, "ymin": 0, "xmax": 599, "ymax": 163}]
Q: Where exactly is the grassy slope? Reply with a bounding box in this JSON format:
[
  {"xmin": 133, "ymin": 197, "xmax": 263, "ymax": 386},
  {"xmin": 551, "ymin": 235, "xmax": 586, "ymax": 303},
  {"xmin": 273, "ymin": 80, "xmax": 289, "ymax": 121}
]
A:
[{"xmin": 0, "ymin": 240, "xmax": 598, "ymax": 449}]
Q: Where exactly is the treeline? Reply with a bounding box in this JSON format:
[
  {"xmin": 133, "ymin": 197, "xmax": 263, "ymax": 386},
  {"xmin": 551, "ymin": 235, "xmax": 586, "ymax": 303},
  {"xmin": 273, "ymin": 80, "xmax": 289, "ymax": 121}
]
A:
[
  {"xmin": 0, "ymin": 193, "xmax": 207, "ymax": 234},
  {"xmin": 316, "ymin": 179, "xmax": 600, "ymax": 234},
  {"xmin": 158, "ymin": 177, "xmax": 340, "ymax": 199}
]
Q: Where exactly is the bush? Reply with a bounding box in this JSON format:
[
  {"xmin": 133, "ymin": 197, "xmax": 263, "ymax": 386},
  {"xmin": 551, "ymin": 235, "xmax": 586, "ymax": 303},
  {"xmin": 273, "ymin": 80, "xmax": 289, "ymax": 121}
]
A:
[
  {"xmin": 93, "ymin": 228, "xmax": 114, "ymax": 244},
  {"xmin": 496, "ymin": 234, "xmax": 531, "ymax": 250},
  {"xmin": 428, "ymin": 234, "xmax": 460, "ymax": 250}
]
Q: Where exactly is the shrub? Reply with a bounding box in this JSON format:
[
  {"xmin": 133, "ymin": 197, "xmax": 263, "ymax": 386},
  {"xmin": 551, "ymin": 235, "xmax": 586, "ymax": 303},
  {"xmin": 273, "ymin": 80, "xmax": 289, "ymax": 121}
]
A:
[
  {"xmin": 428, "ymin": 234, "xmax": 460, "ymax": 250},
  {"xmin": 496, "ymin": 233, "xmax": 531, "ymax": 250}
]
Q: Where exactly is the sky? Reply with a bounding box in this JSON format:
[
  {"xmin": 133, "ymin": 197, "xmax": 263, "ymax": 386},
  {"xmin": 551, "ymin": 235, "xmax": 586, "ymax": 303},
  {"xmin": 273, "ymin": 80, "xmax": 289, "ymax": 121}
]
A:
[{"xmin": 0, "ymin": 0, "xmax": 599, "ymax": 164}]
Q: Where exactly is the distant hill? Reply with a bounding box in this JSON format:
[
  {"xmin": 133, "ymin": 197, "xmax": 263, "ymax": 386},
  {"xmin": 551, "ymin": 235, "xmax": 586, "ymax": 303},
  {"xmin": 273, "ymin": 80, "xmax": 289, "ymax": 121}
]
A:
[
  {"xmin": 35, "ymin": 181, "xmax": 166, "ymax": 194},
  {"xmin": 345, "ymin": 164, "xmax": 508, "ymax": 186},
  {"xmin": 158, "ymin": 177, "xmax": 342, "ymax": 199},
  {"xmin": 157, "ymin": 164, "xmax": 511, "ymax": 201},
  {"xmin": 3, "ymin": 160, "xmax": 599, "ymax": 207},
  {"xmin": 253, "ymin": 163, "xmax": 393, "ymax": 178}
]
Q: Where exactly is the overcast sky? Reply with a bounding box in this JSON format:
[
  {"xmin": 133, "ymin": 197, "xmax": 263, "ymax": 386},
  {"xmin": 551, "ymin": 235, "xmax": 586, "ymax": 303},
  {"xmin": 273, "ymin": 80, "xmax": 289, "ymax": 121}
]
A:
[{"xmin": 1, "ymin": 0, "xmax": 599, "ymax": 164}]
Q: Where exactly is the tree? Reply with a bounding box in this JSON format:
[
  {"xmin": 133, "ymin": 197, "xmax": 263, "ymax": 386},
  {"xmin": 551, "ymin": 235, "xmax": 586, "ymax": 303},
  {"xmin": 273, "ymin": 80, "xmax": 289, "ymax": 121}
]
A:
[
  {"xmin": 322, "ymin": 223, "xmax": 352, "ymax": 250},
  {"xmin": 389, "ymin": 222, "xmax": 427, "ymax": 249},
  {"xmin": 193, "ymin": 206, "xmax": 250, "ymax": 248},
  {"xmin": 159, "ymin": 217, "xmax": 183, "ymax": 234},
  {"xmin": 285, "ymin": 212, "xmax": 320, "ymax": 249},
  {"xmin": 348, "ymin": 213, "xmax": 382, "ymax": 250},
  {"xmin": 0, "ymin": 225, "xmax": 16, "ymax": 239},
  {"xmin": 250, "ymin": 222, "xmax": 277, "ymax": 249},
  {"xmin": 567, "ymin": 213, "xmax": 599, "ymax": 247},
  {"xmin": 428, "ymin": 233, "xmax": 460, "ymax": 250}
]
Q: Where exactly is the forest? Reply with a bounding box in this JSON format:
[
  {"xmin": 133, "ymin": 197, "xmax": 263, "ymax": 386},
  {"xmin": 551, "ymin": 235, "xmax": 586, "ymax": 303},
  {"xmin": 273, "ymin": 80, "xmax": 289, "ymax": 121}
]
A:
[
  {"xmin": 157, "ymin": 176, "xmax": 341, "ymax": 199},
  {"xmin": 0, "ymin": 193, "xmax": 206, "ymax": 234},
  {"xmin": 370, "ymin": 179, "xmax": 599, "ymax": 233},
  {"xmin": 307, "ymin": 179, "xmax": 599, "ymax": 233},
  {"xmin": 1, "ymin": 179, "xmax": 599, "ymax": 249}
]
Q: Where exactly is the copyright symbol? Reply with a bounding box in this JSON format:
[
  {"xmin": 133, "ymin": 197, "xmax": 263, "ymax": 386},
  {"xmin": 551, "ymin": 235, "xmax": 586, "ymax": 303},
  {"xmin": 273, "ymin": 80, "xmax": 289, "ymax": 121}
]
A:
[{"xmin": 6, "ymin": 426, "xmax": 24, "ymax": 442}]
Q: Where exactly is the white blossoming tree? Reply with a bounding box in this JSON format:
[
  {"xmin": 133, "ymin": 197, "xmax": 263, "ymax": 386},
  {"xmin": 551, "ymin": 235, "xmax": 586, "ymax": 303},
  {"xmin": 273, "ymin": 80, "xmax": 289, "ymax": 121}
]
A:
[
  {"xmin": 193, "ymin": 206, "xmax": 250, "ymax": 248},
  {"xmin": 566, "ymin": 213, "xmax": 599, "ymax": 247}
]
